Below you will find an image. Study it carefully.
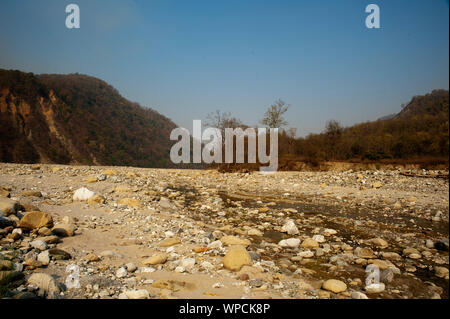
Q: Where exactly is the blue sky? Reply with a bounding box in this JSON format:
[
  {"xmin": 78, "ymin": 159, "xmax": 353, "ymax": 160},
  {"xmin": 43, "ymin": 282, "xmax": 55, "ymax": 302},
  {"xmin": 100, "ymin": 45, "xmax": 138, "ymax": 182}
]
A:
[{"xmin": 0, "ymin": 0, "xmax": 448, "ymax": 136}]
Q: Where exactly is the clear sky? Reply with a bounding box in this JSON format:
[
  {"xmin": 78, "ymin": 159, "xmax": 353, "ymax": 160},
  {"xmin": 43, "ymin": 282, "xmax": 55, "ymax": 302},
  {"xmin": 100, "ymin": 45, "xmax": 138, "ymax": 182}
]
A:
[{"xmin": 0, "ymin": 0, "xmax": 448, "ymax": 136}]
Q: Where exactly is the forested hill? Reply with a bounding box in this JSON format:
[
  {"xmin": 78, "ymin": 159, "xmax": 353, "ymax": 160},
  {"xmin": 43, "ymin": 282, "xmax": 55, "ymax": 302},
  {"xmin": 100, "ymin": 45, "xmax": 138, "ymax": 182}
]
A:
[
  {"xmin": 287, "ymin": 89, "xmax": 449, "ymax": 163},
  {"xmin": 0, "ymin": 69, "xmax": 177, "ymax": 167}
]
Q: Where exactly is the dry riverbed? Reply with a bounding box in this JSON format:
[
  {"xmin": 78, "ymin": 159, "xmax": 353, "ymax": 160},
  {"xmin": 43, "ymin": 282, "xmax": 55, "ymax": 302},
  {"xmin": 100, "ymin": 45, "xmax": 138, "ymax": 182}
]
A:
[{"xmin": 0, "ymin": 163, "xmax": 448, "ymax": 299}]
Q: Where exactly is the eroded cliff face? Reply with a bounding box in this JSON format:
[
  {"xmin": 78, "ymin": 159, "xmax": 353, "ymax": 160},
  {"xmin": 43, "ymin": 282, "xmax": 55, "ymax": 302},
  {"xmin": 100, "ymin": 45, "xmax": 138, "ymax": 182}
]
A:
[
  {"xmin": 0, "ymin": 87, "xmax": 94, "ymax": 164},
  {"xmin": 0, "ymin": 69, "xmax": 177, "ymax": 167}
]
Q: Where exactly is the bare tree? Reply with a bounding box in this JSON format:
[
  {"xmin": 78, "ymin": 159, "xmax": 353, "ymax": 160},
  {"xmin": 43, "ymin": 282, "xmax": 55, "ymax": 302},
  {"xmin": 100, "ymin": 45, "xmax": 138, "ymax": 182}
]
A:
[
  {"xmin": 260, "ymin": 99, "xmax": 290, "ymax": 128},
  {"xmin": 205, "ymin": 110, "xmax": 243, "ymax": 144}
]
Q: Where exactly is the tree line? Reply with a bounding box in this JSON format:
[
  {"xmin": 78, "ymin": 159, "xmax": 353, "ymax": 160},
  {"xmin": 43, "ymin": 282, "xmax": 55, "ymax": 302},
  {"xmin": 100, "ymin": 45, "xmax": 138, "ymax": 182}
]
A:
[{"xmin": 206, "ymin": 90, "xmax": 449, "ymax": 169}]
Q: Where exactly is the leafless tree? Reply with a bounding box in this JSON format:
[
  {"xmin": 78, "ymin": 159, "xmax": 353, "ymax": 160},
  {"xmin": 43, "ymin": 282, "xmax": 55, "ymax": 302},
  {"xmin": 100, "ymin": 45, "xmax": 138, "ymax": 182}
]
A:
[{"xmin": 260, "ymin": 99, "xmax": 290, "ymax": 128}]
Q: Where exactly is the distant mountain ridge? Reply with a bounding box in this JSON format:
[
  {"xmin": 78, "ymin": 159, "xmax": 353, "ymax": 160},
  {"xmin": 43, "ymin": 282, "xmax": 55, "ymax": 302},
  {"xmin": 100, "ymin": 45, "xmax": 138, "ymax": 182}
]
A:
[
  {"xmin": 397, "ymin": 89, "xmax": 449, "ymax": 118},
  {"xmin": 0, "ymin": 69, "xmax": 177, "ymax": 167}
]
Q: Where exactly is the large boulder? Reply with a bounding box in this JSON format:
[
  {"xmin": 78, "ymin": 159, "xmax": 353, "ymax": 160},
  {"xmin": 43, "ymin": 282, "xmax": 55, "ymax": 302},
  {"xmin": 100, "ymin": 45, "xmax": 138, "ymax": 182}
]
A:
[
  {"xmin": 27, "ymin": 273, "xmax": 61, "ymax": 297},
  {"xmin": 322, "ymin": 279, "xmax": 347, "ymax": 293},
  {"xmin": 222, "ymin": 245, "xmax": 252, "ymax": 271},
  {"xmin": 0, "ymin": 216, "xmax": 15, "ymax": 229},
  {"xmin": 281, "ymin": 219, "xmax": 299, "ymax": 235},
  {"xmin": 18, "ymin": 211, "xmax": 53, "ymax": 230}
]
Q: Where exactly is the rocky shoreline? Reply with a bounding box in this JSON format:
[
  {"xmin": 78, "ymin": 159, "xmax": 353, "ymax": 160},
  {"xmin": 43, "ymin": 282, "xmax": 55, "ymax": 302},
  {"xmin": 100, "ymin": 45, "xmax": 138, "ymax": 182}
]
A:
[{"xmin": 0, "ymin": 163, "xmax": 448, "ymax": 299}]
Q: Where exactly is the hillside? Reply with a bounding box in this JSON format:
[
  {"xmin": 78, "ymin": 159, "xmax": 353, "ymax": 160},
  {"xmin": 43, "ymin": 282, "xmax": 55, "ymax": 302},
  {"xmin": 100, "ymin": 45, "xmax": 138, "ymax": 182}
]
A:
[
  {"xmin": 397, "ymin": 89, "xmax": 449, "ymax": 118},
  {"xmin": 287, "ymin": 89, "xmax": 449, "ymax": 164},
  {"xmin": 0, "ymin": 69, "xmax": 177, "ymax": 167}
]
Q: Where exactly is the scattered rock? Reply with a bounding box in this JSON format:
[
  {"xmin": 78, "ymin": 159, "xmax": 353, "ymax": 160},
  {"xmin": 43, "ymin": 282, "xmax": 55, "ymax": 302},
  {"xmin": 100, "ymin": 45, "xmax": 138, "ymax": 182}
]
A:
[
  {"xmin": 322, "ymin": 279, "xmax": 347, "ymax": 293},
  {"xmin": 116, "ymin": 267, "xmax": 128, "ymax": 278},
  {"xmin": 30, "ymin": 240, "xmax": 48, "ymax": 251},
  {"xmin": 122, "ymin": 289, "xmax": 150, "ymax": 299},
  {"xmin": 301, "ymin": 238, "xmax": 319, "ymax": 248},
  {"xmin": 73, "ymin": 187, "xmax": 95, "ymax": 201},
  {"xmin": 435, "ymin": 267, "xmax": 449, "ymax": 279},
  {"xmin": 368, "ymin": 238, "xmax": 388, "ymax": 248},
  {"xmin": 159, "ymin": 237, "xmax": 181, "ymax": 247},
  {"xmin": 281, "ymin": 220, "xmax": 299, "ymax": 235},
  {"xmin": 354, "ymin": 247, "xmax": 375, "ymax": 259},
  {"xmin": 220, "ymin": 235, "xmax": 251, "ymax": 247},
  {"xmin": 48, "ymin": 248, "xmax": 71, "ymax": 260},
  {"xmin": 52, "ymin": 223, "xmax": 75, "ymax": 237},
  {"xmin": 143, "ymin": 253, "xmax": 167, "ymax": 265},
  {"xmin": 279, "ymin": 238, "xmax": 301, "ymax": 248},
  {"xmin": 27, "ymin": 273, "xmax": 61, "ymax": 296},
  {"xmin": 18, "ymin": 211, "xmax": 53, "ymax": 230},
  {"xmin": 0, "ymin": 197, "xmax": 20, "ymax": 216},
  {"xmin": 365, "ymin": 283, "xmax": 385, "ymax": 294},
  {"xmin": 223, "ymin": 245, "xmax": 252, "ymax": 271}
]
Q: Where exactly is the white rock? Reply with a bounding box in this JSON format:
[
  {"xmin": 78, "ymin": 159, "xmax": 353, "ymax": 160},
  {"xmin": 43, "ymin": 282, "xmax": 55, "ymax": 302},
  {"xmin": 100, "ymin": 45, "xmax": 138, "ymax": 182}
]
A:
[
  {"xmin": 323, "ymin": 228, "xmax": 337, "ymax": 236},
  {"xmin": 124, "ymin": 289, "xmax": 149, "ymax": 299},
  {"xmin": 37, "ymin": 251, "xmax": 50, "ymax": 265},
  {"xmin": 165, "ymin": 231, "xmax": 175, "ymax": 237},
  {"xmin": 201, "ymin": 261, "xmax": 214, "ymax": 270},
  {"xmin": 279, "ymin": 238, "xmax": 301, "ymax": 248},
  {"xmin": 116, "ymin": 267, "xmax": 128, "ymax": 278},
  {"xmin": 180, "ymin": 258, "xmax": 196, "ymax": 271},
  {"xmin": 298, "ymin": 250, "xmax": 314, "ymax": 258},
  {"xmin": 212, "ymin": 282, "xmax": 224, "ymax": 288},
  {"xmin": 281, "ymin": 220, "xmax": 299, "ymax": 235},
  {"xmin": 365, "ymin": 283, "xmax": 385, "ymax": 293},
  {"xmin": 12, "ymin": 228, "xmax": 22, "ymax": 236},
  {"xmin": 175, "ymin": 266, "xmax": 185, "ymax": 273},
  {"xmin": 125, "ymin": 263, "xmax": 137, "ymax": 272},
  {"xmin": 166, "ymin": 246, "xmax": 175, "ymax": 253},
  {"xmin": 207, "ymin": 240, "xmax": 222, "ymax": 249},
  {"xmin": 73, "ymin": 187, "xmax": 95, "ymax": 201},
  {"xmin": 312, "ymin": 235, "xmax": 326, "ymax": 243},
  {"xmin": 139, "ymin": 267, "xmax": 156, "ymax": 273},
  {"xmin": 351, "ymin": 291, "xmax": 369, "ymax": 299},
  {"xmin": 30, "ymin": 240, "xmax": 48, "ymax": 251}
]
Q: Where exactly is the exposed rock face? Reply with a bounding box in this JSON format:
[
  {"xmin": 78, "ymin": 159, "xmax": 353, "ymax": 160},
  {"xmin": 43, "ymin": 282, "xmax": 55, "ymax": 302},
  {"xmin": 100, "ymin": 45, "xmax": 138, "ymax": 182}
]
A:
[{"xmin": 0, "ymin": 69, "xmax": 177, "ymax": 167}]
